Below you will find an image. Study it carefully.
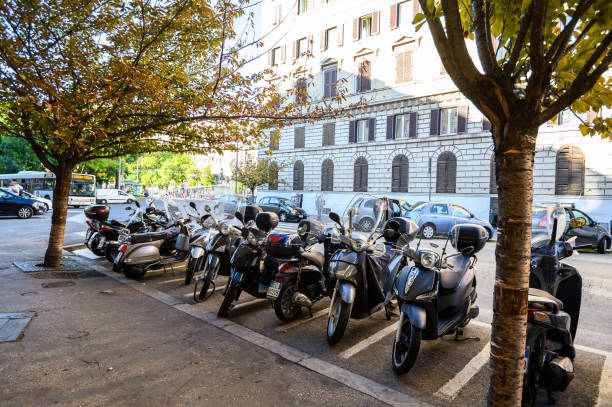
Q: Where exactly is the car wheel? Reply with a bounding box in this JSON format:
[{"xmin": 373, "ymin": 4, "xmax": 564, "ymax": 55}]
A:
[
  {"xmin": 44, "ymin": 195, "xmax": 51, "ymax": 200},
  {"xmin": 421, "ymin": 223, "xmax": 436, "ymax": 239},
  {"xmin": 358, "ymin": 218, "xmax": 374, "ymax": 232},
  {"xmin": 597, "ymin": 238, "xmax": 609, "ymax": 254},
  {"xmin": 279, "ymin": 212, "xmax": 288, "ymax": 222},
  {"xmin": 73, "ymin": 205, "xmax": 80, "ymax": 208},
  {"xmin": 17, "ymin": 206, "xmax": 33, "ymax": 219}
]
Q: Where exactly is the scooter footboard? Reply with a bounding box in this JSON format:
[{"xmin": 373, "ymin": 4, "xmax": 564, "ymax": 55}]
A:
[{"xmin": 401, "ymin": 303, "xmax": 427, "ymax": 330}]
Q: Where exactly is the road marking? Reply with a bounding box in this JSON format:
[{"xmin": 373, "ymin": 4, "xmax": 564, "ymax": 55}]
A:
[
  {"xmin": 595, "ymin": 351, "xmax": 612, "ymax": 407},
  {"xmin": 435, "ymin": 341, "xmax": 491, "ymax": 401},
  {"xmin": 231, "ymin": 298, "xmax": 269, "ymax": 311},
  {"xmin": 339, "ymin": 322, "xmax": 398, "ymax": 359},
  {"xmin": 158, "ymin": 277, "xmax": 185, "ymax": 284},
  {"xmin": 90, "ymin": 264, "xmax": 431, "ymax": 407},
  {"xmin": 274, "ymin": 308, "xmax": 329, "ymax": 332}
]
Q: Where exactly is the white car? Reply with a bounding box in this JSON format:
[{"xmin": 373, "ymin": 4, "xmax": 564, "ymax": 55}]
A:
[
  {"xmin": 96, "ymin": 188, "xmax": 136, "ymax": 204},
  {"xmin": 0, "ymin": 188, "xmax": 52, "ymax": 212}
]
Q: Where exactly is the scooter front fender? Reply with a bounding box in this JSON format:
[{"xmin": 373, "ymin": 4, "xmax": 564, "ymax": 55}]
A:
[
  {"xmin": 191, "ymin": 246, "xmax": 206, "ymax": 259},
  {"xmin": 401, "ymin": 303, "xmax": 427, "ymax": 330},
  {"xmin": 339, "ymin": 282, "xmax": 356, "ymax": 304}
]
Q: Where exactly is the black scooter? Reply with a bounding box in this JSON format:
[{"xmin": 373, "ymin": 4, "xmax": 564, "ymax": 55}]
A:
[
  {"xmin": 217, "ymin": 210, "xmax": 279, "ymax": 317},
  {"xmin": 522, "ymin": 216, "xmax": 584, "ymax": 406},
  {"xmin": 391, "ymin": 223, "xmax": 487, "ymax": 374}
]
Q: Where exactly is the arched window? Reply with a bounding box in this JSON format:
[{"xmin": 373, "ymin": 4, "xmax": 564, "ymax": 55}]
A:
[
  {"xmin": 556, "ymin": 145, "xmax": 585, "ymax": 195},
  {"xmin": 353, "ymin": 157, "xmax": 368, "ymax": 192},
  {"xmin": 391, "ymin": 155, "xmax": 409, "ymax": 192},
  {"xmin": 490, "ymin": 154, "xmax": 497, "ymax": 194},
  {"xmin": 269, "ymin": 161, "xmax": 278, "ymax": 190},
  {"xmin": 321, "ymin": 159, "xmax": 334, "ymax": 191},
  {"xmin": 293, "ymin": 160, "xmax": 304, "ymax": 191},
  {"xmin": 436, "ymin": 152, "xmax": 456, "ymax": 193}
]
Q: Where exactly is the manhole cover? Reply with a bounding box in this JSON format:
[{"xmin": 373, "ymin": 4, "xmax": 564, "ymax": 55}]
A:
[
  {"xmin": 0, "ymin": 312, "xmax": 36, "ymax": 342},
  {"xmin": 41, "ymin": 281, "xmax": 75, "ymax": 288}
]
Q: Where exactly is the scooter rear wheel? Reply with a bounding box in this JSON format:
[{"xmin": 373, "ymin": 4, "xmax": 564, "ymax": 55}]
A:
[
  {"xmin": 327, "ymin": 295, "xmax": 351, "ymax": 344},
  {"xmin": 274, "ymin": 282, "xmax": 302, "ymax": 321},
  {"xmin": 391, "ymin": 316, "xmax": 422, "ymax": 374},
  {"xmin": 124, "ymin": 266, "xmax": 146, "ymax": 280}
]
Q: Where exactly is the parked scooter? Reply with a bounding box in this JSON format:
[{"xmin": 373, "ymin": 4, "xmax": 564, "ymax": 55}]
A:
[
  {"xmin": 522, "ymin": 214, "xmax": 585, "ymax": 406},
  {"xmin": 391, "ymin": 223, "xmax": 487, "ymax": 374},
  {"xmin": 217, "ymin": 208, "xmax": 279, "ymax": 317},
  {"xmin": 113, "ymin": 200, "xmax": 199, "ymax": 279},
  {"xmin": 325, "ymin": 195, "xmax": 409, "ymax": 344},
  {"xmin": 265, "ymin": 218, "xmax": 340, "ymax": 321},
  {"xmin": 190, "ymin": 204, "xmax": 244, "ymax": 297}
]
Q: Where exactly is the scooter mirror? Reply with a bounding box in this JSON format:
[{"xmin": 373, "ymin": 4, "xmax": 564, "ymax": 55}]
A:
[
  {"xmin": 189, "ymin": 202, "xmax": 197, "ymax": 209},
  {"xmin": 134, "ymin": 200, "xmax": 141, "ymax": 208},
  {"xmin": 241, "ymin": 228, "xmax": 248, "ymax": 238},
  {"xmin": 125, "ymin": 207, "xmax": 132, "ymax": 211},
  {"xmin": 204, "ymin": 204, "xmax": 212, "ymax": 212},
  {"xmin": 235, "ymin": 211, "xmax": 244, "ymax": 224},
  {"xmin": 329, "ymin": 212, "xmax": 341, "ymax": 224}
]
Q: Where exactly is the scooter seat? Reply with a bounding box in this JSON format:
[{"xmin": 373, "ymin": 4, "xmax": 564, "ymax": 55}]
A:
[
  {"xmin": 439, "ymin": 255, "xmax": 471, "ymax": 289},
  {"xmin": 528, "ymin": 288, "xmax": 563, "ymax": 313},
  {"xmin": 130, "ymin": 231, "xmax": 168, "ymax": 244},
  {"xmin": 301, "ymin": 250, "xmax": 324, "ymax": 268}
]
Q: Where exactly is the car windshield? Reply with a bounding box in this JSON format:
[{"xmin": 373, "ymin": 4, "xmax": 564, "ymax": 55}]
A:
[
  {"xmin": 341, "ymin": 194, "xmax": 386, "ymax": 241},
  {"xmin": 278, "ymin": 198, "xmax": 295, "ymax": 207},
  {"xmin": 531, "ymin": 204, "xmax": 567, "ymax": 244}
]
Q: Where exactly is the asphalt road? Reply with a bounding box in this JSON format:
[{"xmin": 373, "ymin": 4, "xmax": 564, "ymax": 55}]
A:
[{"xmin": 1, "ymin": 202, "xmax": 611, "ymax": 406}]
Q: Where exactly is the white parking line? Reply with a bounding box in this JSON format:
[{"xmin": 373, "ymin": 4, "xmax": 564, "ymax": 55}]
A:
[
  {"xmin": 158, "ymin": 278, "xmax": 185, "ymax": 284},
  {"xmin": 434, "ymin": 342, "xmax": 491, "ymax": 401},
  {"xmin": 575, "ymin": 344, "xmax": 612, "ymax": 407},
  {"xmin": 339, "ymin": 323, "xmax": 398, "ymax": 359},
  {"xmin": 274, "ymin": 308, "xmax": 329, "ymax": 332}
]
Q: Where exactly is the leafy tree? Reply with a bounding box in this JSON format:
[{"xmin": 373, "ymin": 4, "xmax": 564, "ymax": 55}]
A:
[
  {"xmin": 0, "ymin": 137, "xmax": 44, "ymax": 173},
  {"xmin": 414, "ymin": 0, "xmax": 611, "ymax": 404},
  {"xmin": 75, "ymin": 158, "xmax": 119, "ymax": 184},
  {"xmin": 0, "ymin": 0, "xmax": 349, "ymax": 267},
  {"xmin": 233, "ymin": 158, "xmax": 288, "ymax": 197}
]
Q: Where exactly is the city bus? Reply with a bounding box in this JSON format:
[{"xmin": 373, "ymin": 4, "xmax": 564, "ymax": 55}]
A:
[{"xmin": 0, "ymin": 171, "xmax": 96, "ymax": 207}]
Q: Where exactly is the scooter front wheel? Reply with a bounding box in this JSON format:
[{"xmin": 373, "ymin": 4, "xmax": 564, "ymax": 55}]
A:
[
  {"xmin": 218, "ymin": 285, "xmax": 237, "ymax": 317},
  {"xmin": 197, "ymin": 256, "xmax": 218, "ymax": 301},
  {"xmin": 327, "ymin": 295, "xmax": 351, "ymax": 344},
  {"xmin": 391, "ymin": 315, "xmax": 421, "ymax": 374},
  {"xmin": 184, "ymin": 256, "xmax": 201, "ymax": 286}
]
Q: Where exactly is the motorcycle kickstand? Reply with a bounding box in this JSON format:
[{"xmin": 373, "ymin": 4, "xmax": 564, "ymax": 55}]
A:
[{"xmin": 453, "ymin": 327, "xmax": 480, "ymax": 342}]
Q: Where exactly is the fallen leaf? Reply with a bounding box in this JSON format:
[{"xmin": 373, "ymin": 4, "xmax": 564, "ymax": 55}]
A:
[
  {"xmin": 67, "ymin": 330, "xmax": 89, "ymax": 339},
  {"xmin": 99, "ymin": 290, "xmax": 116, "ymax": 295}
]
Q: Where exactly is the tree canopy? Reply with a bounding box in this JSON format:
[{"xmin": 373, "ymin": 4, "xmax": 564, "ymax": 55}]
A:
[{"xmin": 232, "ymin": 157, "xmax": 287, "ymax": 196}]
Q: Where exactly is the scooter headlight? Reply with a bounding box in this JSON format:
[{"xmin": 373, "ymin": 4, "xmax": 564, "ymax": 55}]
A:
[
  {"xmin": 419, "ymin": 250, "xmax": 439, "ymax": 269},
  {"xmin": 351, "ymin": 238, "xmax": 367, "ymax": 252},
  {"xmin": 220, "ymin": 223, "xmax": 230, "ymax": 235}
]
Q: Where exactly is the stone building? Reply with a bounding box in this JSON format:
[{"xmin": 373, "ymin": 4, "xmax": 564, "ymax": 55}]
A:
[{"xmin": 257, "ymin": 0, "xmax": 612, "ymax": 227}]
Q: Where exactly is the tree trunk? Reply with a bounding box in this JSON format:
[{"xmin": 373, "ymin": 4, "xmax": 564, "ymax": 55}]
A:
[
  {"xmin": 43, "ymin": 166, "xmax": 73, "ymax": 267},
  {"xmin": 488, "ymin": 126, "xmax": 537, "ymax": 406}
]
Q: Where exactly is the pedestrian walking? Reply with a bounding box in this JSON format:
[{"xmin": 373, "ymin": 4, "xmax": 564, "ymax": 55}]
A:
[{"xmin": 316, "ymin": 193, "xmax": 325, "ymax": 220}]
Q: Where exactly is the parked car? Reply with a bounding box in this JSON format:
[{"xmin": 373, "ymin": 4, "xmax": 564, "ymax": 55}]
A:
[
  {"xmin": 346, "ymin": 196, "xmax": 411, "ymax": 231},
  {"xmin": 214, "ymin": 194, "xmax": 247, "ymax": 215},
  {"xmin": 563, "ymin": 206, "xmax": 610, "ymax": 253},
  {"xmin": 257, "ymin": 196, "xmax": 307, "ymax": 222},
  {"xmin": 0, "ymin": 189, "xmax": 45, "ymax": 219},
  {"xmin": 1, "ymin": 188, "xmax": 52, "ymax": 212},
  {"xmin": 406, "ymin": 201, "xmax": 495, "ymax": 240},
  {"xmin": 96, "ymin": 189, "xmax": 135, "ymax": 204}
]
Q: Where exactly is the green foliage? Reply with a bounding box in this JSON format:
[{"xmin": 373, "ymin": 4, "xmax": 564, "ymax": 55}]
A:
[
  {"xmin": 0, "ymin": 137, "xmax": 44, "ymax": 173},
  {"xmin": 76, "ymin": 159, "xmax": 119, "ymax": 184},
  {"xmin": 133, "ymin": 152, "xmax": 215, "ymax": 188},
  {"xmin": 232, "ymin": 158, "xmax": 288, "ymax": 196}
]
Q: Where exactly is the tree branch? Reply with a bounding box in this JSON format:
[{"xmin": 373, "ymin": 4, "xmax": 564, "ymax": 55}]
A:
[
  {"xmin": 525, "ymin": 0, "xmax": 548, "ymax": 107},
  {"xmin": 472, "ymin": 0, "xmax": 497, "ymax": 75},
  {"xmin": 503, "ymin": 1, "xmax": 533, "ymax": 75}
]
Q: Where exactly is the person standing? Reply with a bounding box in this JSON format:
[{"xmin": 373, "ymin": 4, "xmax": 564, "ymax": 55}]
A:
[
  {"xmin": 10, "ymin": 180, "xmax": 23, "ymax": 196},
  {"xmin": 316, "ymin": 193, "xmax": 325, "ymax": 220}
]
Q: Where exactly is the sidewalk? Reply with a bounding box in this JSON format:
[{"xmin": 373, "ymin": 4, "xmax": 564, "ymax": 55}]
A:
[{"xmin": 0, "ymin": 252, "xmax": 384, "ymax": 407}]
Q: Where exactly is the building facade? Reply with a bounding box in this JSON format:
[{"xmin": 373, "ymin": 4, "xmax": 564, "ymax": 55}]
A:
[{"xmin": 258, "ymin": 0, "xmax": 612, "ymax": 226}]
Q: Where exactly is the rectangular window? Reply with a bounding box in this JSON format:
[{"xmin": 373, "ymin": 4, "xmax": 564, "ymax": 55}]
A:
[
  {"xmin": 357, "ymin": 60, "xmax": 371, "ymax": 92},
  {"xmin": 322, "ymin": 123, "xmax": 335, "ymax": 146},
  {"xmin": 272, "ymin": 47, "xmax": 281, "ymax": 66},
  {"xmin": 295, "ymin": 77, "xmax": 307, "ymax": 104},
  {"xmin": 396, "ymin": 51, "xmax": 413, "ymax": 83},
  {"xmin": 298, "ymin": 0, "xmax": 308, "ymax": 14},
  {"xmin": 558, "ymin": 109, "xmax": 585, "ymax": 125},
  {"xmin": 296, "ymin": 37, "xmax": 307, "ymax": 58},
  {"xmin": 294, "ymin": 127, "xmax": 305, "ymax": 148},
  {"xmin": 397, "ymin": 1, "xmax": 411, "ymax": 26},
  {"xmin": 323, "ymin": 67, "xmax": 337, "ymax": 99},
  {"xmin": 273, "ymin": 5, "xmax": 283, "ymax": 25},
  {"xmin": 325, "ymin": 27, "xmax": 337, "ymax": 50},
  {"xmin": 356, "ymin": 119, "xmax": 369, "ymax": 142},
  {"xmin": 440, "ymin": 107, "xmax": 458, "ymax": 135},
  {"xmin": 359, "ymin": 15, "xmax": 372, "ymax": 39},
  {"xmin": 394, "ymin": 114, "xmax": 410, "ymax": 139}
]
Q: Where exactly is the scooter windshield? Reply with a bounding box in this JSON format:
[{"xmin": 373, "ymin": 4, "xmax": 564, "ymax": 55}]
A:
[
  {"xmin": 341, "ymin": 194, "xmax": 386, "ymax": 241},
  {"xmin": 531, "ymin": 203, "xmax": 567, "ymax": 247}
]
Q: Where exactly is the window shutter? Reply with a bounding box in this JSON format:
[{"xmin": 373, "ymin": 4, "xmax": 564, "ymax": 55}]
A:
[
  {"xmin": 268, "ymin": 50, "xmax": 273, "ymax": 67},
  {"xmin": 556, "ymin": 145, "xmax": 584, "ymax": 195},
  {"xmin": 400, "ymin": 156, "xmax": 409, "ymax": 192},
  {"xmin": 430, "ymin": 109, "xmax": 440, "ymax": 135},
  {"xmin": 396, "ymin": 52, "xmax": 405, "ymax": 83},
  {"xmin": 586, "ymin": 109, "xmax": 597, "ymax": 122},
  {"xmin": 353, "ymin": 160, "xmax": 359, "ymax": 191},
  {"xmin": 338, "ymin": 24, "xmax": 344, "ymax": 46},
  {"xmin": 372, "ymin": 11, "xmax": 380, "ymax": 35},
  {"xmin": 458, "ymin": 105, "xmax": 468, "ymax": 133},
  {"xmin": 386, "ymin": 115, "xmax": 395, "ymax": 139},
  {"xmin": 349, "ymin": 120, "xmax": 356, "ymax": 143},
  {"xmin": 280, "ymin": 45, "xmax": 286, "ymax": 64},
  {"xmin": 447, "ymin": 155, "xmax": 456, "ymax": 193},
  {"xmin": 323, "ymin": 122, "xmax": 335, "ymax": 145},
  {"xmin": 482, "ymin": 116, "xmax": 491, "ymax": 131},
  {"xmin": 392, "ymin": 157, "xmax": 400, "ymax": 192},
  {"xmin": 293, "ymin": 161, "xmax": 304, "ymax": 190},
  {"xmin": 292, "ymin": 40, "xmax": 297, "ymax": 59},
  {"xmin": 406, "ymin": 51, "xmax": 413, "ymax": 81},
  {"xmin": 360, "ymin": 61, "xmax": 371, "ymax": 91},
  {"xmin": 390, "ymin": 4, "xmax": 398, "ymax": 29},
  {"xmin": 413, "ymin": 0, "xmax": 420, "ymax": 17},
  {"xmin": 409, "ymin": 112, "xmax": 418, "ymax": 138},
  {"xmin": 368, "ymin": 118, "xmax": 376, "ymax": 141},
  {"xmin": 321, "ymin": 159, "xmax": 334, "ymax": 191},
  {"xmin": 307, "ymin": 35, "xmax": 313, "ymax": 53},
  {"xmin": 437, "ymin": 152, "xmax": 456, "ymax": 193},
  {"xmin": 353, "ymin": 18, "xmax": 359, "ymax": 41},
  {"xmin": 320, "ymin": 30, "xmax": 326, "ymax": 51},
  {"xmin": 294, "ymin": 127, "xmax": 305, "ymax": 148}
]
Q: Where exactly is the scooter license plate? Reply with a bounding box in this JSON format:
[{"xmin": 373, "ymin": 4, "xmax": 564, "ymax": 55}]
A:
[
  {"xmin": 267, "ymin": 281, "xmax": 281, "ymax": 300},
  {"xmin": 97, "ymin": 236, "xmax": 106, "ymax": 249}
]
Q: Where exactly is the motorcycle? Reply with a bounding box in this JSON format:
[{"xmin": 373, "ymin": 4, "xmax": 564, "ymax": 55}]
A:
[
  {"xmin": 325, "ymin": 195, "xmax": 410, "ymax": 344},
  {"xmin": 190, "ymin": 203, "xmax": 244, "ymax": 298},
  {"xmin": 265, "ymin": 218, "xmax": 341, "ymax": 321},
  {"xmin": 217, "ymin": 208, "xmax": 279, "ymax": 318},
  {"xmin": 113, "ymin": 200, "xmax": 200, "ymax": 279},
  {"xmin": 391, "ymin": 223, "xmax": 487, "ymax": 374},
  {"xmin": 522, "ymin": 213, "xmax": 585, "ymax": 406}
]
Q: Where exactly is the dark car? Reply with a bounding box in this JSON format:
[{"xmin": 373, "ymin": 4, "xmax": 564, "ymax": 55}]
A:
[
  {"xmin": 0, "ymin": 189, "xmax": 44, "ymax": 219},
  {"xmin": 257, "ymin": 196, "xmax": 307, "ymax": 222},
  {"xmin": 405, "ymin": 201, "xmax": 495, "ymax": 240},
  {"xmin": 563, "ymin": 206, "xmax": 610, "ymax": 253}
]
